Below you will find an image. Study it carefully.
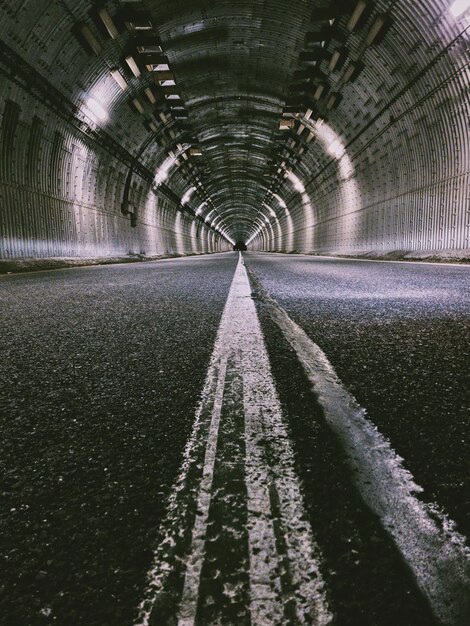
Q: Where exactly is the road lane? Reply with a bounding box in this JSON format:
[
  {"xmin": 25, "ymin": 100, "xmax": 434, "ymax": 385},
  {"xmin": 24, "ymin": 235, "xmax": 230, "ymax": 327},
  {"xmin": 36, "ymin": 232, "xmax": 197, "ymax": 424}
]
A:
[
  {"xmin": 0, "ymin": 253, "xmax": 238, "ymax": 626},
  {"xmin": 244, "ymin": 252, "xmax": 470, "ymax": 539},
  {"xmin": 246, "ymin": 262, "xmax": 470, "ymax": 625},
  {"xmin": 1, "ymin": 250, "xmax": 469, "ymax": 625},
  {"xmin": 137, "ymin": 254, "xmax": 330, "ymax": 626}
]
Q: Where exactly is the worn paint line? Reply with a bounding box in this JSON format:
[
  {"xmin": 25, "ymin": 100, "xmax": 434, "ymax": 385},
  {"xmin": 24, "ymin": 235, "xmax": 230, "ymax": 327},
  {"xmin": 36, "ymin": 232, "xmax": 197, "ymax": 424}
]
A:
[
  {"xmin": 134, "ymin": 263, "xmax": 237, "ymax": 626},
  {"xmin": 136, "ymin": 254, "xmax": 332, "ymax": 626},
  {"xmin": 246, "ymin": 263, "xmax": 470, "ymax": 626},
  {"xmin": 233, "ymin": 256, "xmax": 332, "ymax": 625},
  {"xmin": 177, "ymin": 355, "xmax": 228, "ymax": 626}
]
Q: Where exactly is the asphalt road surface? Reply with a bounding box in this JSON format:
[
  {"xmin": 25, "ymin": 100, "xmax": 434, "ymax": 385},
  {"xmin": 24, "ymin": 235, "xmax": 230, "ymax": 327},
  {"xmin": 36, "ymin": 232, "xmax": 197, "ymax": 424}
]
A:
[{"xmin": 0, "ymin": 252, "xmax": 469, "ymax": 626}]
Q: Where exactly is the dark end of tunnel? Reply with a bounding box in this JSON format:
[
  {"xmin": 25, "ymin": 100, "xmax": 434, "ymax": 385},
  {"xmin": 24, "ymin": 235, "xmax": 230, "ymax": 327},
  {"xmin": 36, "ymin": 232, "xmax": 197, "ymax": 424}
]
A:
[{"xmin": 233, "ymin": 242, "xmax": 247, "ymax": 251}]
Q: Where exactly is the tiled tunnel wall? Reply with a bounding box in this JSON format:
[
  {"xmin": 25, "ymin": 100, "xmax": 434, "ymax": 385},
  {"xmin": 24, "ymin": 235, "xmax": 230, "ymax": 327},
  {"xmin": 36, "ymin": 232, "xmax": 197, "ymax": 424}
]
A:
[
  {"xmin": 0, "ymin": 92, "xmax": 226, "ymax": 258},
  {"xmin": 248, "ymin": 0, "xmax": 470, "ymax": 256},
  {"xmin": 0, "ymin": 1, "xmax": 230, "ymax": 260},
  {"xmin": 0, "ymin": 0, "xmax": 468, "ymax": 260}
]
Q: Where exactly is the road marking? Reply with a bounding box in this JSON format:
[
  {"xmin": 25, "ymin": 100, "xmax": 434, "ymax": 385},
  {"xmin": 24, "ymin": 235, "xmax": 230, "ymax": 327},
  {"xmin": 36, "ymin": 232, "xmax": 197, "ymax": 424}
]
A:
[
  {"xmin": 135, "ymin": 253, "xmax": 331, "ymax": 626},
  {"xmin": 246, "ymin": 265, "xmax": 470, "ymax": 626},
  {"xmin": 177, "ymin": 356, "xmax": 228, "ymax": 625}
]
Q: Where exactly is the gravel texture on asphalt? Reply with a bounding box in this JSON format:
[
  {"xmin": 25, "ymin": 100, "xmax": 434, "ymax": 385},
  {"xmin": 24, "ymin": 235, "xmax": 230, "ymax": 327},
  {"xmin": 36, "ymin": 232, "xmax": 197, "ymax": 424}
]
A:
[
  {"xmin": 244, "ymin": 252, "xmax": 470, "ymax": 540},
  {"xmin": 0, "ymin": 253, "xmax": 238, "ymax": 626}
]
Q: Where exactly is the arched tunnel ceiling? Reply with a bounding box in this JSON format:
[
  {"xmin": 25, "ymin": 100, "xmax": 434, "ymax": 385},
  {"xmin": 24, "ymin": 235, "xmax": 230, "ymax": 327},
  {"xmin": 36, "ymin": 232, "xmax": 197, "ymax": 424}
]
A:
[{"xmin": 0, "ymin": 0, "xmax": 468, "ymax": 248}]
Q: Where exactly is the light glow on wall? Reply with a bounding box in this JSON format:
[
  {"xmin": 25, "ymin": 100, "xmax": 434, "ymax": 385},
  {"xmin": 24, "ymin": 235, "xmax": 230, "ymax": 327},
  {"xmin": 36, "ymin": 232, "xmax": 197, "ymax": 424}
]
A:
[
  {"xmin": 196, "ymin": 201, "xmax": 207, "ymax": 216},
  {"xmin": 272, "ymin": 193, "xmax": 287, "ymax": 209},
  {"xmin": 316, "ymin": 122, "xmax": 354, "ymax": 180},
  {"xmin": 155, "ymin": 154, "xmax": 177, "ymax": 186},
  {"xmin": 181, "ymin": 186, "xmax": 196, "ymax": 205},
  {"xmin": 285, "ymin": 169, "xmax": 314, "ymax": 251},
  {"xmin": 154, "ymin": 144, "xmax": 190, "ymax": 187},
  {"xmin": 315, "ymin": 121, "xmax": 361, "ymax": 249},
  {"xmin": 449, "ymin": 0, "xmax": 470, "ymax": 18},
  {"xmin": 205, "ymin": 208, "xmax": 216, "ymax": 223},
  {"xmin": 285, "ymin": 170, "xmax": 306, "ymax": 193},
  {"xmin": 85, "ymin": 97, "xmax": 108, "ymax": 122}
]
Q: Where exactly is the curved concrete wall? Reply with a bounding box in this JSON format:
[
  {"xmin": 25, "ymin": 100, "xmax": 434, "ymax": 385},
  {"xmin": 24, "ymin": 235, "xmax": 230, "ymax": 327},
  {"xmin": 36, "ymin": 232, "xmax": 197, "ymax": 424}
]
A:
[
  {"xmin": 249, "ymin": 0, "xmax": 470, "ymax": 258},
  {"xmin": 0, "ymin": 2, "xmax": 230, "ymax": 260},
  {"xmin": 0, "ymin": 0, "xmax": 468, "ymax": 260}
]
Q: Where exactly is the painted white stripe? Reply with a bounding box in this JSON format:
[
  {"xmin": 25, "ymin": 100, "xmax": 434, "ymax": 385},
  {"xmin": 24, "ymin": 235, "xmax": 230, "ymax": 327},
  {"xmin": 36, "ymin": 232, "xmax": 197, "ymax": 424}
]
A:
[
  {"xmin": 135, "ymin": 253, "xmax": 332, "ymax": 626},
  {"xmin": 252, "ymin": 275, "xmax": 470, "ymax": 626},
  {"xmin": 177, "ymin": 356, "xmax": 228, "ymax": 625},
  {"xmin": 233, "ymin": 257, "xmax": 332, "ymax": 625},
  {"xmin": 134, "ymin": 291, "xmax": 234, "ymax": 626}
]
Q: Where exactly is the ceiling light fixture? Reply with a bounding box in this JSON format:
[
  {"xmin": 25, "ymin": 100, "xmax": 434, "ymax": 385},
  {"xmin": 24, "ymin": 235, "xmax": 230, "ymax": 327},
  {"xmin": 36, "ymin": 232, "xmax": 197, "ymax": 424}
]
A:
[
  {"xmin": 110, "ymin": 69, "xmax": 127, "ymax": 90},
  {"xmin": 78, "ymin": 23, "xmax": 102, "ymax": 55},
  {"xmin": 132, "ymin": 99, "xmax": 144, "ymax": 114},
  {"xmin": 347, "ymin": 1, "xmax": 368, "ymax": 31},
  {"xmin": 365, "ymin": 14, "xmax": 390, "ymax": 46},
  {"xmin": 279, "ymin": 119, "xmax": 295, "ymax": 130},
  {"xmin": 125, "ymin": 55, "xmax": 141, "ymax": 77},
  {"xmin": 144, "ymin": 87, "xmax": 156, "ymax": 104},
  {"xmin": 98, "ymin": 9, "xmax": 119, "ymax": 39}
]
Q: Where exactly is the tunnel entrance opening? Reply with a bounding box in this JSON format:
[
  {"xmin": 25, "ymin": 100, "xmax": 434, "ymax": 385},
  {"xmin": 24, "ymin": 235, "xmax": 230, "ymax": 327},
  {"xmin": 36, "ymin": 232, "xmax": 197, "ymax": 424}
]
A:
[{"xmin": 233, "ymin": 241, "xmax": 247, "ymax": 251}]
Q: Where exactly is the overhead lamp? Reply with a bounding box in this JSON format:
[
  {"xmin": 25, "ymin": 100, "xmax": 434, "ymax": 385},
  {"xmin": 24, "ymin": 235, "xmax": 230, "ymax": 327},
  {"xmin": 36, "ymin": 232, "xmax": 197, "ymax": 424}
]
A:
[
  {"xmin": 148, "ymin": 63, "xmax": 171, "ymax": 72},
  {"xmin": 125, "ymin": 55, "xmax": 141, "ymax": 77},
  {"xmin": 313, "ymin": 83, "xmax": 326, "ymax": 100},
  {"xmin": 165, "ymin": 94, "xmax": 181, "ymax": 100},
  {"xmin": 132, "ymin": 99, "xmax": 144, "ymax": 114},
  {"xmin": 110, "ymin": 69, "xmax": 127, "ymax": 90},
  {"xmin": 365, "ymin": 14, "xmax": 390, "ymax": 46},
  {"xmin": 342, "ymin": 60, "xmax": 364, "ymax": 83},
  {"xmin": 144, "ymin": 87, "xmax": 156, "ymax": 104},
  {"xmin": 326, "ymin": 93, "xmax": 342, "ymax": 110},
  {"xmin": 450, "ymin": 0, "xmax": 470, "ymax": 17},
  {"xmin": 328, "ymin": 47, "xmax": 347, "ymax": 72},
  {"xmin": 98, "ymin": 8, "xmax": 119, "ymax": 39},
  {"xmin": 124, "ymin": 13, "xmax": 153, "ymax": 31},
  {"xmin": 347, "ymin": 0, "xmax": 368, "ymax": 32},
  {"xmin": 160, "ymin": 79, "xmax": 176, "ymax": 87},
  {"xmin": 77, "ymin": 23, "xmax": 102, "ymax": 55},
  {"xmin": 279, "ymin": 119, "xmax": 295, "ymax": 130},
  {"xmin": 137, "ymin": 43, "xmax": 163, "ymax": 54},
  {"xmin": 190, "ymin": 147, "xmax": 203, "ymax": 156}
]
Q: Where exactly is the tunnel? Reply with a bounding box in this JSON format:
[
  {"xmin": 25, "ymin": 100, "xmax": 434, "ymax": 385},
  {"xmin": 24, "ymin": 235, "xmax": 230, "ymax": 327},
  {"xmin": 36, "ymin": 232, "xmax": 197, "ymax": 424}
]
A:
[{"xmin": 0, "ymin": 1, "xmax": 469, "ymax": 625}]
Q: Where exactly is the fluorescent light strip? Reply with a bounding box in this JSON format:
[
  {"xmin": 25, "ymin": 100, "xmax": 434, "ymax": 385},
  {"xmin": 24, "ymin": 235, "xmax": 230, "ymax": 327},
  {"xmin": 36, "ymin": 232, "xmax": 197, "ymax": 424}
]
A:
[
  {"xmin": 125, "ymin": 55, "xmax": 141, "ymax": 77},
  {"xmin": 132, "ymin": 99, "xmax": 144, "ymax": 114},
  {"xmin": 365, "ymin": 14, "xmax": 387, "ymax": 46},
  {"xmin": 79, "ymin": 23, "xmax": 102, "ymax": 55},
  {"xmin": 145, "ymin": 88, "xmax": 156, "ymax": 104},
  {"xmin": 110, "ymin": 69, "xmax": 127, "ymax": 90},
  {"xmin": 98, "ymin": 8, "xmax": 119, "ymax": 39},
  {"xmin": 347, "ymin": 0, "xmax": 367, "ymax": 32}
]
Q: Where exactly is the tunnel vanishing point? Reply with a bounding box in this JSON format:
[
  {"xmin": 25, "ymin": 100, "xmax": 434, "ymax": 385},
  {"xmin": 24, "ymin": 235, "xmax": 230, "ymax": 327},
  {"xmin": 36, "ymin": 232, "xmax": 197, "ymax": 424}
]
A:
[{"xmin": 0, "ymin": 0, "xmax": 469, "ymax": 263}]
